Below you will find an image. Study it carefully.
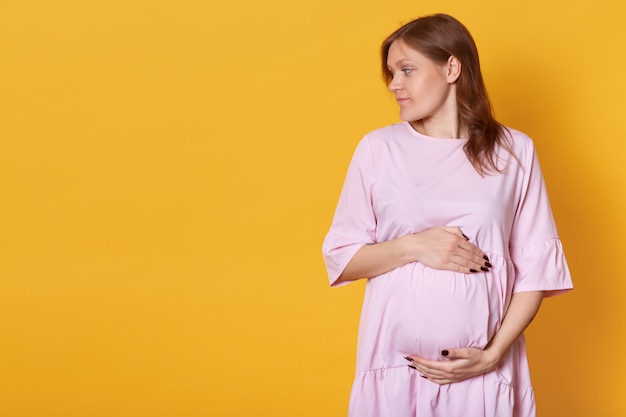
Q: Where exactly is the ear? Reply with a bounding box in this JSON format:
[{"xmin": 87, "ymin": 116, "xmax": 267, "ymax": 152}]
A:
[{"xmin": 446, "ymin": 55, "xmax": 461, "ymax": 83}]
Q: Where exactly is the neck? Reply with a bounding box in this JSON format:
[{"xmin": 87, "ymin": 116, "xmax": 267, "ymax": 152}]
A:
[{"xmin": 409, "ymin": 117, "xmax": 468, "ymax": 140}]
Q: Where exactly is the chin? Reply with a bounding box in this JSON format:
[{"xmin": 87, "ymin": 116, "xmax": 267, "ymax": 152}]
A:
[{"xmin": 399, "ymin": 111, "xmax": 423, "ymax": 122}]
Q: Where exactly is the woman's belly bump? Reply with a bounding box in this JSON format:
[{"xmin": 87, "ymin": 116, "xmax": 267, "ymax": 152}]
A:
[{"xmin": 358, "ymin": 263, "xmax": 503, "ymax": 364}]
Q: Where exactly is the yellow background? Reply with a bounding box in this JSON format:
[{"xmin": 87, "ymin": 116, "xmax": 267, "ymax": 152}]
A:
[{"xmin": 1, "ymin": 0, "xmax": 624, "ymax": 416}]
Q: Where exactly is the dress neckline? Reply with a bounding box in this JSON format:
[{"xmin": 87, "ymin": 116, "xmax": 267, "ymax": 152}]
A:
[{"xmin": 401, "ymin": 121, "xmax": 468, "ymax": 143}]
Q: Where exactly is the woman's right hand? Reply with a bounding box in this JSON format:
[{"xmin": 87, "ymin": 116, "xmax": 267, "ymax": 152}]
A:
[
  {"xmin": 405, "ymin": 227, "xmax": 490, "ymax": 273},
  {"xmin": 337, "ymin": 226, "xmax": 490, "ymax": 283}
]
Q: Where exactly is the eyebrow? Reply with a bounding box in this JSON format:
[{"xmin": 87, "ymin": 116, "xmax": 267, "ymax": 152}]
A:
[{"xmin": 387, "ymin": 59, "xmax": 416, "ymax": 69}]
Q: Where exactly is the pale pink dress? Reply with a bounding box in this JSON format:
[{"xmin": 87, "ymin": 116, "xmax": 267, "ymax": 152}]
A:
[{"xmin": 322, "ymin": 122, "xmax": 573, "ymax": 417}]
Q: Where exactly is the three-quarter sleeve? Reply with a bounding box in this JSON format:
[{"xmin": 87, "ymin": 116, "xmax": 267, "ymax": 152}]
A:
[
  {"xmin": 509, "ymin": 138, "xmax": 573, "ymax": 297},
  {"xmin": 322, "ymin": 136, "xmax": 377, "ymax": 287}
]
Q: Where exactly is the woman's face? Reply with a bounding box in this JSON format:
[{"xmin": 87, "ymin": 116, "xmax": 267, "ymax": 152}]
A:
[{"xmin": 386, "ymin": 40, "xmax": 458, "ymax": 129}]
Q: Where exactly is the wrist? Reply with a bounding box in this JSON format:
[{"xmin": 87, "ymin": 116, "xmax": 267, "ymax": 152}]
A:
[
  {"xmin": 401, "ymin": 234, "xmax": 421, "ymax": 264},
  {"xmin": 483, "ymin": 344, "xmax": 505, "ymax": 369}
]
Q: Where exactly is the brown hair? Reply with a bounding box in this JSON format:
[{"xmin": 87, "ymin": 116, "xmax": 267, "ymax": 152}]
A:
[{"xmin": 381, "ymin": 14, "xmax": 512, "ymax": 175}]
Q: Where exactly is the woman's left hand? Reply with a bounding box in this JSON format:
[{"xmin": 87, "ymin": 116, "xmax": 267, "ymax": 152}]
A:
[{"xmin": 406, "ymin": 348, "xmax": 501, "ymax": 385}]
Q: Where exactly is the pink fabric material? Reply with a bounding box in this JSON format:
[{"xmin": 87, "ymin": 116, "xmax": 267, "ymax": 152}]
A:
[{"xmin": 322, "ymin": 122, "xmax": 573, "ymax": 417}]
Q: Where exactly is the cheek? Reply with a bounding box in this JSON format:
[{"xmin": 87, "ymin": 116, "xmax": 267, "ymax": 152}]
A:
[
  {"xmin": 406, "ymin": 80, "xmax": 426, "ymax": 98},
  {"xmin": 424, "ymin": 79, "xmax": 451, "ymax": 102}
]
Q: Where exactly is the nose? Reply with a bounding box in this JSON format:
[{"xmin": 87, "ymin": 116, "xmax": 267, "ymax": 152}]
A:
[{"xmin": 388, "ymin": 74, "xmax": 401, "ymax": 91}]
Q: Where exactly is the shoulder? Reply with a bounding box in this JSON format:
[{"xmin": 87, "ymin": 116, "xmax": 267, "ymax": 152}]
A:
[
  {"xmin": 502, "ymin": 126, "xmax": 533, "ymax": 147},
  {"xmin": 500, "ymin": 126, "xmax": 537, "ymax": 163},
  {"xmin": 357, "ymin": 122, "xmax": 411, "ymax": 152},
  {"xmin": 348, "ymin": 123, "xmax": 408, "ymax": 169},
  {"xmin": 364, "ymin": 122, "xmax": 409, "ymax": 141}
]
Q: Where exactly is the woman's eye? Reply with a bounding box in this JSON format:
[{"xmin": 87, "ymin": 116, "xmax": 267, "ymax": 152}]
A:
[{"xmin": 402, "ymin": 68, "xmax": 412, "ymax": 75}]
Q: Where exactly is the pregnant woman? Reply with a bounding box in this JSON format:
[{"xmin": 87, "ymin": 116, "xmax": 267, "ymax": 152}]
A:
[{"xmin": 322, "ymin": 14, "xmax": 573, "ymax": 417}]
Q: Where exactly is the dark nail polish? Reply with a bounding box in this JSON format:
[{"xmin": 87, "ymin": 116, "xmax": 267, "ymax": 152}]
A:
[
  {"xmin": 484, "ymin": 262, "xmax": 492, "ymax": 268},
  {"xmin": 408, "ymin": 365, "xmax": 417, "ymax": 370},
  {"xmin": 480, "ymin": 267, "xmax": 489, "ymax": 272},
  {"xmin": 462, "ymin": 233, "xmax": 469, "ymax": 240},
  {"xmin": 483, "ymin": 255, "xmax": 490, "ymax": 262},
  {"xmin": 441, "ymin": 350, "xmax": 449, "ymax": 357},
  {"xmin": 404, "ymin": 356, "xmax": 414, "ymax": 362},
  {"xmin": 470, "ymin": 269, "xmax": 478, "ymax": 273}
]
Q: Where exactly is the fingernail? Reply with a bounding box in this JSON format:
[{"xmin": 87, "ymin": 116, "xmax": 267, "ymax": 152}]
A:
[
  {"xmin": 404, "ymin": 356, "xmax": 414, "ymax": 362},
  {"xmin": 480, "ymin": 267, "xmax": 489, "ymax": 272},
  {"xmin": 469, "ymin": 269, "xmax": 478, "ymax": 273},
  {"xmin": 462, "ymin": 233, "xmax": 469, "ymax": 240},
  {"xmin": 441, "ymin": 350, "xmax": 449, "ymax": 357},
  {"xmin": 408, "ymin": 365, "xmax": 417, "ymax": 370},
  {"xmin": 484, "ymin": 262, "xmax": 492, "ymax": 268},
  {"xmin": 483, "ymin": 255, "xmax": 490, "ymax": 262}
]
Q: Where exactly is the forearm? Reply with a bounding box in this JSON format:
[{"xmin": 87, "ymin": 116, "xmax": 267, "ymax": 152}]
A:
[
  {"xmin": 336, "ymin": 236, "xmax": 417, "ymax": 284},
  {"xmin": 335, "ymin": 227, "xmax": 489, "ymax": 284},
  {"xmin": 485, "ymin": 291, "xmax": 544, "ymax": 362}
]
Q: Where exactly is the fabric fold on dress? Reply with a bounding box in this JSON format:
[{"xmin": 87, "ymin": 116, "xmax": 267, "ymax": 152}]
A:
[
  {"xmin": 511, "ymin": 238, "xmax": 571, "ymax": 296},
  {"xmin": 322, "ymin": 232, "xmax": 369, "ymax": 287}
]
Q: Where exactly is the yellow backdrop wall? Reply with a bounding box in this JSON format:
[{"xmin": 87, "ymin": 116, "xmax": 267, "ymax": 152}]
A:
[{"xmin": 1, "ymin": 0, "xmax": 624, "ymax": 416}]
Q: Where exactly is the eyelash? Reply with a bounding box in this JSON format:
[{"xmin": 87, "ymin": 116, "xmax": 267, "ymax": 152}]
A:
[{"xmin": 390, "ymin": 68, "xmax": 413, "ymax": 77}]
